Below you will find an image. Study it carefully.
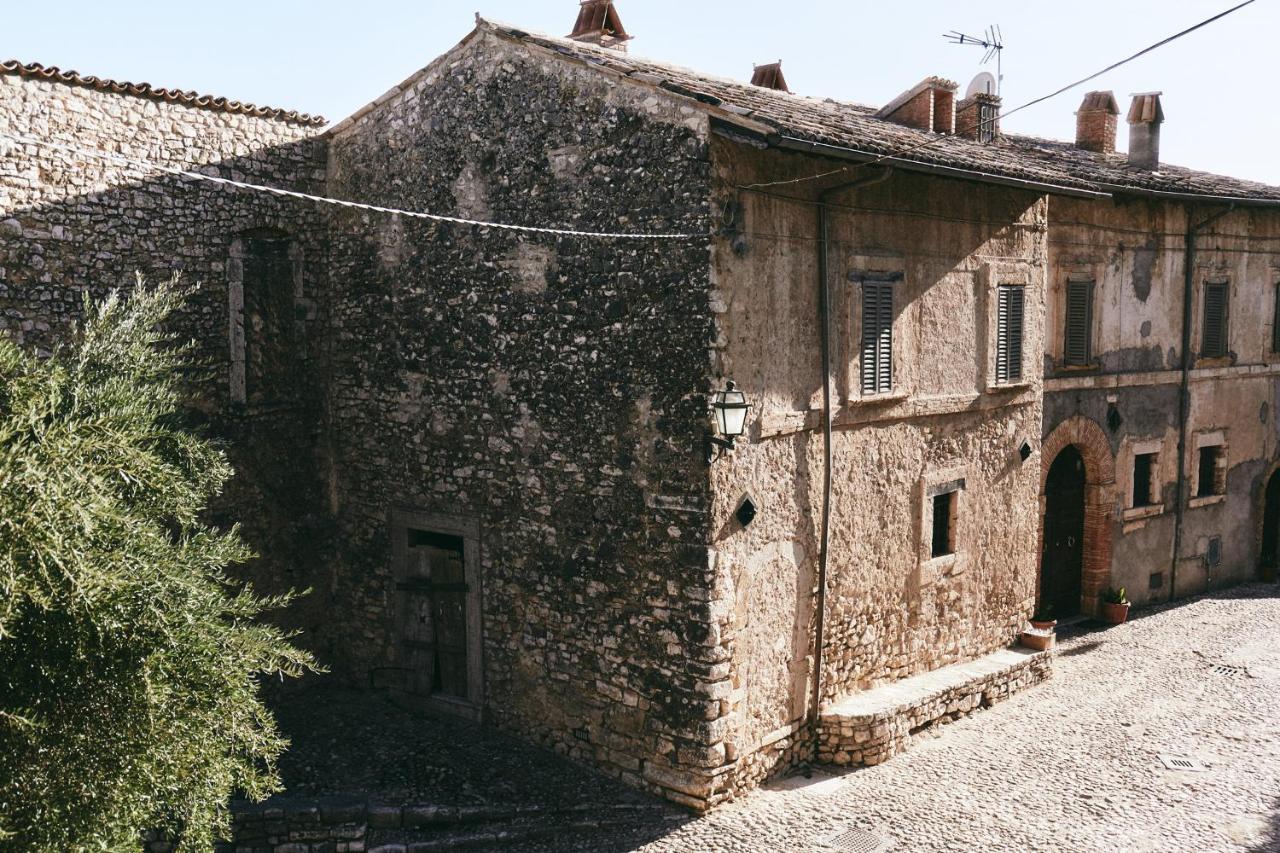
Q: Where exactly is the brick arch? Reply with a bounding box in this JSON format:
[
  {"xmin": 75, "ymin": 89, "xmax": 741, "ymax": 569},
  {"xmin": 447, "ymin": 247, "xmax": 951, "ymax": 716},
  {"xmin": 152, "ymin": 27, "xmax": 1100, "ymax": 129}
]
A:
[{"xmin": 1039, "ymin": 416, "xmax": 1116, "ymax": 616}]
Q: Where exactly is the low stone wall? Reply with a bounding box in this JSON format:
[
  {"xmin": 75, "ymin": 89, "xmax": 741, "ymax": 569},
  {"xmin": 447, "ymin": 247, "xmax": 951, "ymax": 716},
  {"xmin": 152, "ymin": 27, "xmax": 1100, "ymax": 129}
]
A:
[{"xmin": 817, "ymin": 647, "xmax": 1053, "ymax": 768}]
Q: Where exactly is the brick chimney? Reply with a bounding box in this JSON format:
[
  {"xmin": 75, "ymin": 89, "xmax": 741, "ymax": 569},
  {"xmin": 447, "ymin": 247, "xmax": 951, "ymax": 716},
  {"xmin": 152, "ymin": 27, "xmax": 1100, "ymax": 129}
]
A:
[
  {"xmin": 1127, "ymin": 92, "xmax": 1164, "ymax": 170},
  {"xmin": 876, "ymin": 77, "xmax": 959, "ymax": 134},
  {"xmin": 751, "ymin": 61, "xmax": 790, "ymax": 93},
  {"xmin": 956, "ymin": 93, "xmax": 1001, "ymax": 142},
  {"xmin": 1075, "ymin": 91, "xmax": 1120, "ymax": 153},
  {"xmin": 568, "ymin": 0, "xmax": 632, "ymax": 51}
]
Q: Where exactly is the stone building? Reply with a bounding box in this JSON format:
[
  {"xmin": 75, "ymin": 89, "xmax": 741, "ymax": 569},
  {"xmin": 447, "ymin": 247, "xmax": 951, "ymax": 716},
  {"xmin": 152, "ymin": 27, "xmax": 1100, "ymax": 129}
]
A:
[{"xmin": 2, "ymin": 3, "xmax": 1279, "ymax": 812}]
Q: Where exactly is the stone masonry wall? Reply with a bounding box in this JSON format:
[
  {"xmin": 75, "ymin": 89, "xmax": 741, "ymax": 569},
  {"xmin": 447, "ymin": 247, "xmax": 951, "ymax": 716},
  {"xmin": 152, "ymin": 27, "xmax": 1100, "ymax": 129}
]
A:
[
  {"xmin": 324, "ymin": 32, "xmax": 721, "ymax": 807},
  {"xmin": 707, "ymin": 141, "xmax": 1047, "ymax": 800},
  {"xmin": 0, "ymin": 70, "xmax": 333, "ymax": 636},
  {"xmin": 1045, "ymin": 198, "xmax": 1280, "ymax": 608}
]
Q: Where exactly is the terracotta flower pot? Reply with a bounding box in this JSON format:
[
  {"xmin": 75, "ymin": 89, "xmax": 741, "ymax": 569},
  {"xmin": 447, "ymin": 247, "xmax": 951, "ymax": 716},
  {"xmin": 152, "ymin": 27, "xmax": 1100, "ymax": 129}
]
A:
[
  {"xmin": 1019, "ymin": 630, "xmax": 1055, "ymax": 651},
  {"xmin": 1101, "ymin": 601, "xmax": 1130, "ymax": 624},
  {"xmin": 1030, "ymin": 619, "xmax": 1057, "ymax": 632}
]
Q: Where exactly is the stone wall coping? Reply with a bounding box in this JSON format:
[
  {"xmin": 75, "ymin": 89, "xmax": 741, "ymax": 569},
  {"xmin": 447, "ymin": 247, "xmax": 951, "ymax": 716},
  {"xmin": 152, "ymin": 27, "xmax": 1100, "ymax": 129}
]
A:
[{"xmin": 822, "ymin": 647, "xmax": 1048, "ymax": 719}]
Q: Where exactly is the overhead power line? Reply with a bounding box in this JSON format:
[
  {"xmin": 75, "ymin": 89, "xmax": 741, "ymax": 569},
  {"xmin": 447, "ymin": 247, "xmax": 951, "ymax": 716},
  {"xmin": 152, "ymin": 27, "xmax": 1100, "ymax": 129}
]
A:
[
  {"xmin": 0, "ymin": 131, "xmax": 704, "ymax": 241},
  {"xmin": 743, "ymin": 0, "xmax": 1259, "ymax": 192}
]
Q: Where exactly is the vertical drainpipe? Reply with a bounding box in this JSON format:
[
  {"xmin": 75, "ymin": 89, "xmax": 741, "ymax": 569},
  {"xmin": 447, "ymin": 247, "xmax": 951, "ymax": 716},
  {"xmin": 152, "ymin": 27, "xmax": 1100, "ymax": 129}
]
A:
[
  {"xmin": 809, "ymin": 168, "xmax": 892, "ymax": 747},
  {"xmin": 1169, "ymin": 202, "xmax": 1233, "ymax": 601}
]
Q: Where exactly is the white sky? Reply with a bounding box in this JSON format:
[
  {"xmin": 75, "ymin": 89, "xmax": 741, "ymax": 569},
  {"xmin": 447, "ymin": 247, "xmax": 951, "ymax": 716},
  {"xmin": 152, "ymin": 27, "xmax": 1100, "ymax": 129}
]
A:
[{"xmin": 4, "ymin": 1, "xmax": 1276, "ymax": 185}]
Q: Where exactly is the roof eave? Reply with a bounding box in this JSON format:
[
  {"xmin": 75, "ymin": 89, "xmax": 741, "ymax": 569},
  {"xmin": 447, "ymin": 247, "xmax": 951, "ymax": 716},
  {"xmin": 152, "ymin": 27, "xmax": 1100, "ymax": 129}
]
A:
[{"xmin": 768, "ymin": 133, "xmax": 1112, "ymax": 200}]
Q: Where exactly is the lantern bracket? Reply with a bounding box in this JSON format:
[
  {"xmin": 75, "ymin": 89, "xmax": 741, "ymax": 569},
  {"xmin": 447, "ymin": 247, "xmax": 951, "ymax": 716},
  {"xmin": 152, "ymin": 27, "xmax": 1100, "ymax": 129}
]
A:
[{"xmin": 705, "ymin": 433, "xmax": 737, "ymax": 465}]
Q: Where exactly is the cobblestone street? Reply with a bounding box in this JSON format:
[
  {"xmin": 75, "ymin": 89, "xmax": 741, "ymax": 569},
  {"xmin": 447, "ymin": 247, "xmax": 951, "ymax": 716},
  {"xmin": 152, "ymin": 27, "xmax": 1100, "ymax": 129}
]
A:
[{"xmin": 602, "ymin": 584, "xmax": 1280, "ymax": 853}]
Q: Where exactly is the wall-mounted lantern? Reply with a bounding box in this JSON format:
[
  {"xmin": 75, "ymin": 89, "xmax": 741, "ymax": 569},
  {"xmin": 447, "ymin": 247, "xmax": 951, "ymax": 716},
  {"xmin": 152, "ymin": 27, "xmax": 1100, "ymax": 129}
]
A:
[{"xmin": 706, "ymin": 380, "xmax": 750, "ymax": 464}]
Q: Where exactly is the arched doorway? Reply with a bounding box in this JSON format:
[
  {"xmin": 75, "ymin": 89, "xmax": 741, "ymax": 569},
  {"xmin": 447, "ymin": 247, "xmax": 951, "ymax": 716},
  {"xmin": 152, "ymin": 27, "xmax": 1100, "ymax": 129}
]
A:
[
  {"xmin": 1260, "ymin": 470, "xmax": 1280, "ymax": 582},
  {"xmin": 1042, "ymin": 446, "xmax": 1086, "ymax": 618}
]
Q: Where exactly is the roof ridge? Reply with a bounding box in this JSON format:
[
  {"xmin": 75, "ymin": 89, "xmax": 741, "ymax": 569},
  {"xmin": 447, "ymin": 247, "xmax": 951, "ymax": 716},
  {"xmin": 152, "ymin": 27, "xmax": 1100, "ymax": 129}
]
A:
[{"xmin": 0, "ymin": 59, "xmax": 327, "ymax": 127}]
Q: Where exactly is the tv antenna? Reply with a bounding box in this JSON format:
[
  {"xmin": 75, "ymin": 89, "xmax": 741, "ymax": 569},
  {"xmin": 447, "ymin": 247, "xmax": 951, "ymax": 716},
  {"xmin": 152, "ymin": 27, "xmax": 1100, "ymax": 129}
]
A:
[{"xmin": 944, "ymin": 25, "xmax": 1004, "ymax": 95}]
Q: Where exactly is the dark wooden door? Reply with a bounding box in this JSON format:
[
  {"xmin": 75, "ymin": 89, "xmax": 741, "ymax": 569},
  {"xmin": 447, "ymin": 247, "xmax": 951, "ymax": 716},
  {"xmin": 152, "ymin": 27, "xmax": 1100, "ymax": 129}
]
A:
[
  {"xmin": 400, "ymin": 533, "xmax": 469, "ymax": 699},
  {"xmin": 1041, "ymin": 446, "xmax": 1086, "ymax": 618},
  {"xmin": 1261, "ymin": 471, "xmax": 1280, "ymax": 580}
]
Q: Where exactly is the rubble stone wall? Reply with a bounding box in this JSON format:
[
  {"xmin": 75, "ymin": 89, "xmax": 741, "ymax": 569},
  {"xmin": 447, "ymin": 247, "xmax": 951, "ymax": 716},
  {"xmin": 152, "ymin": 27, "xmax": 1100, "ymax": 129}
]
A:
[
  {"xmin": 324, "ymin": 32, "xmax": 721, "ymax": 806},
  {"xmin": 0, "ymin": 69, "xmax": 333, "ymax": 639}
]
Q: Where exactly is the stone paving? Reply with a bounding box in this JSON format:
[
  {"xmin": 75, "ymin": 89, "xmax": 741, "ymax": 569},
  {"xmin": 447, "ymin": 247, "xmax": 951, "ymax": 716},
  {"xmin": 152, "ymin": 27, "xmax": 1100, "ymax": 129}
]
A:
[
  {"xmin": 267, "ymin": 584, "xmax": 1280, "ymax": 851},
  {"xmin": 523, "ymin": 583, "xmax": 1280, "ymax": 852}
]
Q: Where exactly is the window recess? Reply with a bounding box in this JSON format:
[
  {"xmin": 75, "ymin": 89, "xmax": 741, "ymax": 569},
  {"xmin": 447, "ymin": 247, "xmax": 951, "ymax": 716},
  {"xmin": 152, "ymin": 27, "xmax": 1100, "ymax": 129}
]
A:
[
  {"xmin": 1201, "ymin": 281, "xmax": 1229, "ymax": 359},
  {"xmin": 860, "ymin": 280, "xmax": 894, "ymax": 395}
]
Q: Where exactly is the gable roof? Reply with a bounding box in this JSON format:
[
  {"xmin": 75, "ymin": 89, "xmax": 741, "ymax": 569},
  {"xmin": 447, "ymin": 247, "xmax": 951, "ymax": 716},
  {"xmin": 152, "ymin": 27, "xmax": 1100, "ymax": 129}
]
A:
[
  {"xmin": 0, "ymin": 59, "xmax": 326, "ymax": 127},
  {"xmin": 477, "ymin": 18, "xmax": 1280, "ymax": 206}
]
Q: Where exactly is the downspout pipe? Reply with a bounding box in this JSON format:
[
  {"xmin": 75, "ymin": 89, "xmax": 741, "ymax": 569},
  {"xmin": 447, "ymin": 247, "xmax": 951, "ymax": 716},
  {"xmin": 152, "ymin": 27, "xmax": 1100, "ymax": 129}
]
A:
[
  {"xmin": 809, "ymin": 166, "xmax": 893, "ymax": 745},
  {"xmin": 1170, "ymin": 202, "xmax": 1234, "ymax": 602}
]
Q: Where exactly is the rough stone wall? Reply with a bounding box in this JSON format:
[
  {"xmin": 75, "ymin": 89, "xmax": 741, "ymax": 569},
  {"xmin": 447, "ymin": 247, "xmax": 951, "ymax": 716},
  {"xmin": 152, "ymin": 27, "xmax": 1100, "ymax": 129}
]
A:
[
  {"xmin": 707, "ymin": 140, "xmax": 1047, "ymax": 796},
  {"xmin": 323, "ymin": 32, "xmax": 720, "ymax": 807},
  {"xmin": 1045, "ymin": 197, "xmax": 1280, "ymax": 606},
  {"xmin": 0, "ymin": 71, "xmax": 332, "ymax": 632}
]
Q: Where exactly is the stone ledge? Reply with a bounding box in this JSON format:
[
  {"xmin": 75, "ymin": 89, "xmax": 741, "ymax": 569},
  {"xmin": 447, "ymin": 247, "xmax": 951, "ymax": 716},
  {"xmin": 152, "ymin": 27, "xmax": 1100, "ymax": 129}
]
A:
[{"xmin": 817, "ymin": 646, "xmax": 1052, "ymax": 768}]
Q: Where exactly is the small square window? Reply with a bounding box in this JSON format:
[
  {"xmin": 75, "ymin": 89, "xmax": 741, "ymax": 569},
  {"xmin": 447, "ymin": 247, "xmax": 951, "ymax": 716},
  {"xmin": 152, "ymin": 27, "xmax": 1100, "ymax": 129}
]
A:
[
  {"xmin": 1196, "ymin": 445, "xmax": 1224, "ymax": 498},
  {"xmin": 1132, "ymin": 452, "xmax": 1157, "ymax": 507},
  {"xmin": 931, "ymin": 491, "xmax": 956, "ymax": 558}
]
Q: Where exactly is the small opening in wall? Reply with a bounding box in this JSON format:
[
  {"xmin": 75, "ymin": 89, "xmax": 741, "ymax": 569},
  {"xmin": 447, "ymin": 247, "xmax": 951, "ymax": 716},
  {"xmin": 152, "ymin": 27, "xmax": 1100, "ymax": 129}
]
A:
[
  {"xmin": 1149, "ymin": 571, "xmax": 1164, "ymax": 591},
  {"xmin": 1132, "ymin": 452, "xmax": 1156, "ymax": 507},
  {"xmin": 931, "ymin": 491, "xmax": 956, "ymax": 558},
  {"xmin": 1196, "ymin": 445, "xmax": 1224, "ymax": 498}
]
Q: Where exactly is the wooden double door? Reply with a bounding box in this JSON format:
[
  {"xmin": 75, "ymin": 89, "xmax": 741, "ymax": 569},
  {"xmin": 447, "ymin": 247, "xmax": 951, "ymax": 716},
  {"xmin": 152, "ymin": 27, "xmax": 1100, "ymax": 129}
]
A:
[
  {"xmin": 1041, "ymin": 446, "xmax": 1086, "ymax": 619},
  {"xmin": 400, "ymin": 531, "xmax": 470, "ymax": 700}
]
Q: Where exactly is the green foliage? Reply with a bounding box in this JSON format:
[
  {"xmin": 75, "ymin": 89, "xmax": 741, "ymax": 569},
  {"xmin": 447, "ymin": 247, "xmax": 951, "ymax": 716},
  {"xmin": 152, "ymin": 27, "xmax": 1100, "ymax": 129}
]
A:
[
  {"xmin": 0, "ymin": 278, "xmax": 317, "ymax": 852},
  {"xmin": 1102, "ymin": 586, "xmax": 1129, "ymax": 605}
]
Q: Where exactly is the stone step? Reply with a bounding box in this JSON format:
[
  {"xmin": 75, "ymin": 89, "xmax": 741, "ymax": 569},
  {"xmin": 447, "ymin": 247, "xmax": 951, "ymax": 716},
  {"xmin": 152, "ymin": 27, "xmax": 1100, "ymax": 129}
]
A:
[{"xmin": 817, "ymin": 646, "xmax": 1053, "ymax": 768}]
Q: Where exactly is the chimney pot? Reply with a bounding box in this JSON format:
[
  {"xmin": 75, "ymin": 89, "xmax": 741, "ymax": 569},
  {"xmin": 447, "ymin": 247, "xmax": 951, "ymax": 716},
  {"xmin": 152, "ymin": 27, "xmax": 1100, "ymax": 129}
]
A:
[
  {"xmin": 751, "ymin": 61, "xmax": 790, "ymax": 93},
  {"xmin": 1126, "ymin": 92, "xmax": 1165, "ymax": 170},
  {"xmin": 1075, "ymin": 90, "xmax": 1120, "ymax": 153},
  {"xmin": 568, "ymin": 0, "xmax": 632, "ymax": 52},
  {"xmin": 876, "ymin": 77, "xmax": 959, "ymax": 134},
  {"xmin": 956, "ymin": 93, "xmax": 1001, "ymax": 143}
]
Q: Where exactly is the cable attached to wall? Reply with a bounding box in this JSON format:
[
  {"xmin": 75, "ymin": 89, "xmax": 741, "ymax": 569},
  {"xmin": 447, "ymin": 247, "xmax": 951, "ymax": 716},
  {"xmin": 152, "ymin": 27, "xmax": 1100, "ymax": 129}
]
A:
[{"xmin": 0, "ymin": 131, "xmax": 706, "ymax": 241}]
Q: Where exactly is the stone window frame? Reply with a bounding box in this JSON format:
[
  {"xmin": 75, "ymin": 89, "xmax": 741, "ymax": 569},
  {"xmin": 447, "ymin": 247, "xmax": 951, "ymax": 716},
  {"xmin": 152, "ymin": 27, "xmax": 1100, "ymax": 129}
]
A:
[
  {"xmin": 980, "ymin": 262, "xmax": 1035, "ymax": 393},
  {"xmin": 844, "ymin": 254, "xmax": 908, "ymax": 405},
  {"xmin": 389, "ymin": 508, "xmax": 486, "ymax": 720},
  {"xmin": 917, "ymin": 466, "xmax": 969, "ymax": 581},
  {"xmin": 1189, "ymin": 430, "xmax": 1228, "ymax": 509},
  {"xmin": 1122, "ymin": 438, "xmax": 1165, "ymax": 522},
  {"xmin": 227, "ymin": 231, "xmax": 307, "ymax": 405}
]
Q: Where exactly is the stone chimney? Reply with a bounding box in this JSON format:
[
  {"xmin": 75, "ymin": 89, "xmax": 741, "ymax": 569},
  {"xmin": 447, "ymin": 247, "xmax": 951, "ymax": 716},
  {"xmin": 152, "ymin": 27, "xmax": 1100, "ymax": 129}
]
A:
[
  {"xmin": 751, "ymin": 61, "xmax": 790, "ymax": 93},
  {"xmin": 568, "ymin": 0, "xmax": 632, "ymax": 51},
  {"xmin": 1075, "ymin": 91, "xmax": 1120, "ymax": 153},
  {"xmin": 1127, "ymin": 92, "xmax": 1165, "ymax": 170},
  {"xmin": 956, "ymin": 93, "xmax": 1001, "ymax": 143},
  {"xmin": 876, "ymin": 77, "xmax": 959, "ymax": 134}
]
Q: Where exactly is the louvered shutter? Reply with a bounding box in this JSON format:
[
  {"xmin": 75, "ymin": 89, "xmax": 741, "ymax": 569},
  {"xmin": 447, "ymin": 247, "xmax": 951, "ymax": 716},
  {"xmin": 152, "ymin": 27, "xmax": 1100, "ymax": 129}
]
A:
[
  {"xmin": 997, "ymin": 285, "xmax": 1025, "ymax": 384},
  {"xmin": 1202, "ymin": 282, "xmax": 1228, "ymax": 358},
  {"xmin": 1273, "ymin": 283, "xmax": 1280, "ymax": 354},
  {"xmin": 861, "ymin": 281, "xmax": 893, "ymax": 394},
  {"xmin": 1064, "ymin": 281, "xmax": 1093, "ymax": 366}
]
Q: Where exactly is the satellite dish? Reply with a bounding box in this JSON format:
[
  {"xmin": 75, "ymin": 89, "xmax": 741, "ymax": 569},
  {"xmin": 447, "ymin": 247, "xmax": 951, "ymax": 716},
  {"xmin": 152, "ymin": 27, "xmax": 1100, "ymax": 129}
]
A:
[{"xmin": 966, "ymin": 71, "xmax": 997, "ymax": 98}]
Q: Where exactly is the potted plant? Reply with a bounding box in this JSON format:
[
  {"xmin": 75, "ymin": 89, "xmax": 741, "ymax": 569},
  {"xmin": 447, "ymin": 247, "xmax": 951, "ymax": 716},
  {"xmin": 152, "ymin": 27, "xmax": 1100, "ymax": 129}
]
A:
[
  {"xmin": 1101, "ymin": 587, "xmax": 1131, "ymax": 624},
  {"xmin": 1029, "ymin": 603, "xmax": 1056, "ymax": 632}
]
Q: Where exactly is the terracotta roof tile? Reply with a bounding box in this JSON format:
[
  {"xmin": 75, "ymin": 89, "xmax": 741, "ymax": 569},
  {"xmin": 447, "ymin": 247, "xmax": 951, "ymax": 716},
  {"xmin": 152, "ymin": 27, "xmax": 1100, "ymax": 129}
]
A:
[
  {"xmin": 0, "ymin": 59, "xmax": 326, "ymax": 127},
  {"xmin": 480, "ymin": 19, "xmax": 1280, "ymax": 203}
]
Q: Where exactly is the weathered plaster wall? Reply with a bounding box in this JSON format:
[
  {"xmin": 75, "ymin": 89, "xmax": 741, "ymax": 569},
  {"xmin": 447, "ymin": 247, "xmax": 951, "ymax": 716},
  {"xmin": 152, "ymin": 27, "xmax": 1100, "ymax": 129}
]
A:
[
  {"xmin": 1045, "ymin": 198, "xmax": 1280, "ymax": 605},
  {"xmin": 0, "ymin": 71, "xmax": 332, "ymax": 630},
  {"xmin": 706, "ymin": 139, "xmax": 1047, "ymax": 794},
  {"xmin": 324, "ymin": 33, "xmax": 722, "ymax": 807}
]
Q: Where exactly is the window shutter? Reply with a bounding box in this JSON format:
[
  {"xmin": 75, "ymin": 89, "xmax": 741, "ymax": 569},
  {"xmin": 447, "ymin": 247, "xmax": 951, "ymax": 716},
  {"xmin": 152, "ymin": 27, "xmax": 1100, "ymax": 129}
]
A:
[
  {"xmin": 1272, "ymin": 283, "xmax": 1280, "ymax": 354},
  {"xmin": 1064, "ymin": 281, "xmax": 1093, "ymax": 366},
  {"xmin": 861, "ymin": 281, "xmax": 893, "ymax": 394},
  {"xmin": 1202, "ymin": 282, "xmax": 1228, "ymax": 358},
  {"xmin": 997, "ymin": 285, "xmax": 1025, "ymax": 383}
]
